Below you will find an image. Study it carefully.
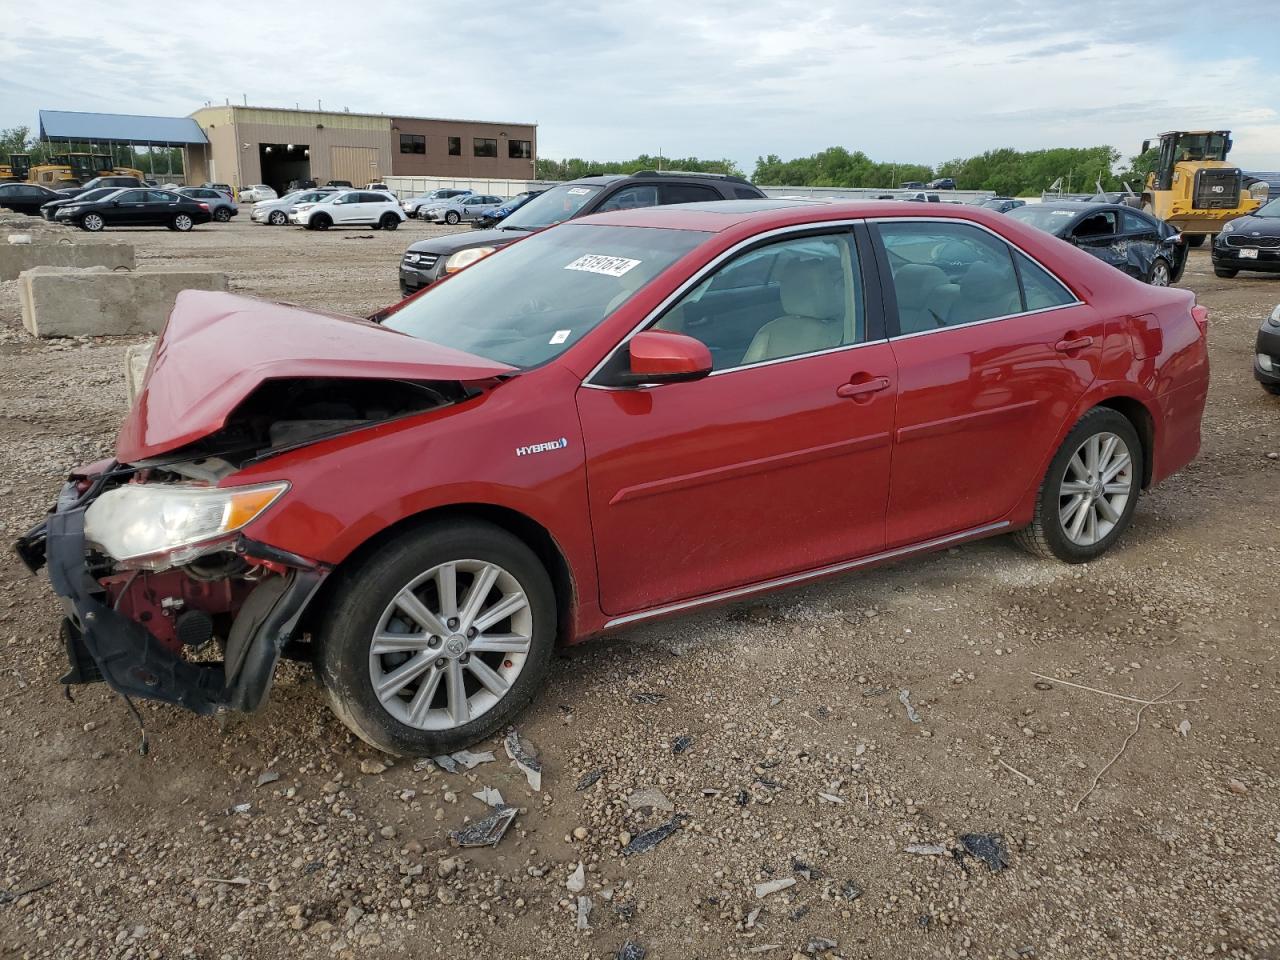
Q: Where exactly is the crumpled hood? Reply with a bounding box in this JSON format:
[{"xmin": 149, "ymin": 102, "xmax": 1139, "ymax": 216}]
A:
[{"xmin": 117, "ymin": 290, "xmax": 514, "ymax": 463}]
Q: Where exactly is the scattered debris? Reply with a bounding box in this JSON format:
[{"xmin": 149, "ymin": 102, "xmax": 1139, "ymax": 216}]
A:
[
  {"xmin": 789, "ymin": 905, "xmax": 810, "ymax": 921},
  {"xmin": 576, "ymin": 895, "xmax": 593, "ymax": 930},
  {"xmin": 671, "ymin": 734, "xmax": 694, "ymax": 754},
  {"xmin": 754, "ymin": 876, "xmax": 796, "ymax": 898},
  {"xmin": 432, "ymin": 754, "xmax": 460, "ymax": 774},
  {"xmin": 359, "ymin": 759, "xmax": 387, "ymax": 775},
  {"xmin": 566, "ymin": 862, "xmax": 586, "ymax": 893},
  {"xmin": 0, "ymin": 879, "xmax": 54, "ymax": 905},
  {"xmin": 576, "ymin": 768, "xmax": 605, "ymax": 791},
  {"xmin": 1227, "ymin": 778, "xmax": 1249, "ymax": 796},
  {"xmin": 230, "ymin": 803, "xmax": 251, "ymax": 815},
  {"xmin": 1033, "ymin": 680, "xmax": 1054, "ymax": 691},
  {"xmin": 451, "ymin": 749, "xmax": 496, "ymax": 769},
  {"xmin": 471, "ymin": 787, "xmax": 505, "ymax": 808},
  {"xmin": 254, "ymin": 771, "xmax": 279, "ymax": 788},
  {"xmin": 632, "ymin": 692, "xmax": 666, "ymax": 704},
  {"xmin": 817, "ymin": 792, "xmax": 846, "ymax": 804},
  {"xmin": 839, "ymin": 880, "xmax": 863, "ymax": 901},
  {"xmin": 898, "ymin": 689, "xmax": 922, "ymax": 723},
  {"xmin": 1072, "ymin": 680, "xmax": 1185, "ymax": 812},
  {"xmin": 744, "ymin": 905, "xmax": 762, "ymax": 929},
  {"xmin": 194, "ymin": 876, "xmax": 253, "ymax": 887},
  {"xmin": 448, "ymin": 806, "xmax": 517, "ymax": 848},
  {"xmin": 746, "ymin": 946, "xmax": 782, "ymax": 955},
  {"xmin": 960, "ymin": 833, "xmax": 1010, "ymax": 872},
  {"xmin": 613, "ymin": 900, "xmax": 637, "ymax": 921},
  {"xmin": 1177, "ymin": 719, "xmax": 1192, "ymax": 738},
  {"xmin": 904, "ymin": 843, "xmax": 947, "ymax": 856},
  {"xmin": 791, "ymin": 858, "xmax": 819, "ymax": 880},
  {"xmin": 622, "ymin": 814, "xmax": 687, "ymax": 856},
  {"xmin": 997, "ymin": 759, "xmax": 1035, "ymax": 786},
  {"xmin": 616, "ymin": 940, "xmax": 646, "ymax": 960},
  {"xmin": 804, "ymin": 937, "xmax": 837, "ymax": 955},
  {"xmin": 862, "ymin": 687, "xmax": 890, "ymax": 697},
  {"xmin": 504, "ymin": 729, "xmax": 543, "ymax": 791},
  {"xmin": 627, "ymin": 786, "xmax": 674, "ymax": 813}
]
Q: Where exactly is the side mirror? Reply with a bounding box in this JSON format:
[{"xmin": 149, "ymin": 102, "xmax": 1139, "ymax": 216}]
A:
[
  {"xmin": 615, "ymin": 330, "xmax": 713, "ymax": 387},
  {"xmin": 111, "ymin": 200, "xmax": 120, "ymax": 206}
]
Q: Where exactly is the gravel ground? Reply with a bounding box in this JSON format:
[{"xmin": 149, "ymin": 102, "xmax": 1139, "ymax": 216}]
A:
[{"xmin": 0, "ymin": 214, "xmax": 1277, "ymax": 960}]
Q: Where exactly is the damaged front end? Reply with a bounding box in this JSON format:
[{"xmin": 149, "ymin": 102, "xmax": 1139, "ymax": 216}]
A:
[{"xmin": 16, "ymin": 460, "xmax": 326, "ymax": 716}]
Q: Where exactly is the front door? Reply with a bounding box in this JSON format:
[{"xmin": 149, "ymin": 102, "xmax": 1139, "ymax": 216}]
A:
[
  {"xmin": 871, "ymin": 219, "xmax": 1104, "ymax": 547},
  {"xmin": 109, "ymin": 189, "xmax": 151, "ymax": 225},
  {"xmin": 578, "ymin": 229, "xmax": 897, "ymax": 615}
]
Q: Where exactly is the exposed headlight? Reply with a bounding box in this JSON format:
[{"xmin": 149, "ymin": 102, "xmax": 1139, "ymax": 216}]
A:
[
  {"xmin": 1221, "ymin": 221, "xmax": 1236, "ymax": 234},
  {"xmin": 1269, "ymin": 304, "xmax": 1280, "ymax": 327},
  {"xmin": 1259, "ymin": 353, "xmax": 1275, "ymax": 372},
  {"xmin": 84, "ymin": 481, "xmax": 288, "ymax": 569},
  {"xmin": 445, "ymin": 246, "xmax": 497, "ymax": 274},
  {"xmin": 1249, "ymin": 181, "xmax": 1269, "ymax": 201}
]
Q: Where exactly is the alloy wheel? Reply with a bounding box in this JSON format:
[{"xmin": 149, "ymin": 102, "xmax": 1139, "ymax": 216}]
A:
[
  {"xmin": 1058, "ymin": 431, "xmax": 1133, "ymax": 547},
  {"xmin": 1149, "ymin": 260, "xmax": 1170, "ymax": 286},
  {"xmin": 174, "ymin": 214, "xmax": 193, "ymax": 231},
  {"xmin": 82, "ymin": 213, "xmax": 103, "ymax": 231},
  {"xmin": 368, "ymin": 559, "xmax": 533, "ymax": 731},
  {"xmin": 269, "ymin": 210, "xmax": 286, "ymax": 225}
]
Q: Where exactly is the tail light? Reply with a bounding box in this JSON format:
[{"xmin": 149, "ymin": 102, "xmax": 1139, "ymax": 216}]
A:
[
  {"xmin": 197, "ymin": 202, "xmax": 209, "ymax": 211},
  {"xmin": 1191, "ymin": 304, "xmax": 1209, "ymax": 334}
]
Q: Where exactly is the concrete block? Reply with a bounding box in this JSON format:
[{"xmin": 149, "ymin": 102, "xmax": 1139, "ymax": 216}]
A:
[
  {"xmin": 18, "ymin": 266, "xmax": 228, "ymax": 338},
  {"xmin": 124, "ymin": 341, "xmax": 156, "ymax": 407},
  {"xmin": 0, "ymin": 239, "xmax": 135, "ymax": 281}
]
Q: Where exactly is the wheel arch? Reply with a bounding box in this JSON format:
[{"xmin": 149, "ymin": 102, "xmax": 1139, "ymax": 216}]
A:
[
  {"xmin": 298, "ymin": 502, "xmax": 576, "ymax": 647},
  {"xmin": 1093, "ymin": 394, "xmax": 1155, "ymax": 489}
]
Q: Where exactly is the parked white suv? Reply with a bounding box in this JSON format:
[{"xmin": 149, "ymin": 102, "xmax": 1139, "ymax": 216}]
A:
[{"xmin": 291, "ymin": 190, "xmax": 407, "ymax": 231}]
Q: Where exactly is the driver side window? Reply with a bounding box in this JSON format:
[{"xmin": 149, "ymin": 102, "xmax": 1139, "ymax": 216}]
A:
[{"xmin": 652, "ymin": 233, "xmax": 864, "ymax": 371}]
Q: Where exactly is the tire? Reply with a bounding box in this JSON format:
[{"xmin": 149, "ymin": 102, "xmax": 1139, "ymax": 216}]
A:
[
  {"xmin": 380, "ymin": 214, "xmax": 399, "ymax": 231},
  {"xmin": 1146, "ymin": 258, "xmax": 1171, "ymax": 286},
  {"xmin": 1186, "ymin": 234, "xmax": 1206, "ymax": 248},
  {"xmin": 1214, "ymin": 266, "xmax": 1238, "ymax": 278},
  {"xmin": 1013, "ymin": 408, "xmax": 1143, "ymax": 563},
  {"xmin": 312, "ymin": 214, "xmax": 331, "ymax": 231},
  {"xmin": 80, "ymin": 213, "xmax": 104, "ymax": 232},
  {"xmin": 268, "ymin": 210, "xmax": 287, "ymax": 225},
  {"xmin": 173, "ymin": 213, "xmax": 194, "ymax": 232},
  {"xmin": 1263, "ymin": 382, "xmax": 1280, "ymax": 397},
  {"xmin": 445, "ymin": 210, "xmax": 460, "ymax": 225},
  {"xmin": 315, "ymin": 520, "xmax": 556, "ymax": 756},
  {"xmin": 213, "ymin": 207, "xmax": 232, "ymax": 222}
]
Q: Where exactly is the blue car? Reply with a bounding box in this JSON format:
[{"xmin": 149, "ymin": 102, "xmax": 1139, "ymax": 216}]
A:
[{"xmin": 470, "ymin": 190, "xmax": 546, "ymax": 229}]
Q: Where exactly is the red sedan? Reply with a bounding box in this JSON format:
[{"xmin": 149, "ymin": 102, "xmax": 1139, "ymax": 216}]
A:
[{"xmin": 19, "ymin": 199, "xmax": 1210, "ymax": 755}]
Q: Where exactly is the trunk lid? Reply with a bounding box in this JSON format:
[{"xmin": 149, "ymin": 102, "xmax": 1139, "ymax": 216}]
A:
[{"xmin": 117, "ymin": 290, "xmax": 515, "ymax": 463}]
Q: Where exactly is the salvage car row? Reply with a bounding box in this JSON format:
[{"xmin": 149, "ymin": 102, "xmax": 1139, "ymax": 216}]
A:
[{"xmin": 0, "ymin": 178, "xmax": 238, "ymax": 231}]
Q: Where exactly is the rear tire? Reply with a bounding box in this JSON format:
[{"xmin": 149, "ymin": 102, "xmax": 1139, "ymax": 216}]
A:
[
  {"xmin": 1013, "ymin": 408, "xmax": 1143, "ymax": 563},
  {"xmin": 173, "ymin": 213, "xmax": 194, "ymax": 232},
  {"xmin": 1214, "ymin": 266, "xmax": 1239, "ymax": 278},
  {"xmin": 213, "ymin": 207, "xmax": 231, "ymax": 222},
  {"xmin": 315, "ymin": 520, "xmax": 556, "ymax": 756},
  {"xmin": 380, "ymin": 213, "xmax": 399, "ymax": 231}
]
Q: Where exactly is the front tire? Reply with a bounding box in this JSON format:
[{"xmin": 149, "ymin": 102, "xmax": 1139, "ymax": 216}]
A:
[
  {"xmin": 445, "ymin": 210, "xmax": 460, "ymax": 225},
  {"xmin": 315, "ymin": 520, "xmax": 556, "ymax": 756},
  {"xmin": 1014, "ymin": 408, "xmax": 1143, "ymax": 563},
  {"xmin": 80, "ymin": 213, "xmax": 104, "ymax": 232},
  {"xmin": 1263, "ymin": 382, "xmax": 1280, "ymax": 397},
  {"xmin": 311, "ymin": 214, "xmax": 331, "ymax": 231},
  {"xmin": 268, "ymin": 210, "xmax": 287, "ymax": 225},
  {"xmin": 1214, "ymin": 266, "xmax": 1238, "ymax": 278}
]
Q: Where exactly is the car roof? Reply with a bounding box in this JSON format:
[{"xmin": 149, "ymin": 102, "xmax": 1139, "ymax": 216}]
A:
[{"xmin": 1030, "ymin": 201, "xmax": 1139, "ymax": 216}]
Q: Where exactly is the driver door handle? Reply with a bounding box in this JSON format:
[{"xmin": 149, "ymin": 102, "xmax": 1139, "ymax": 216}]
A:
[
  {"xmin": 1054, "ymin": 335, "xmax": 1093, "ymax": 353},
  {"xmin": 836, "ymin": 376, "xmax": 891, "ymax": 400}
]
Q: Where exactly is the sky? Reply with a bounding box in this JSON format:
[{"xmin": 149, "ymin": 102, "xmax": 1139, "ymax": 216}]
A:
[{"xmin": 3, "ymin": 0, "xmax": 1280, "ymax": 173}]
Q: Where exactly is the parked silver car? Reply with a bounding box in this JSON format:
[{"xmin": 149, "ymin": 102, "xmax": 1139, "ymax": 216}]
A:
[
  {"xmin": 402, "ymin": 188, "xmax": 473, "ymax": 218},
  {"xmin": 176, "ymin": 187, "xmax": 239, "ymax": 222},
  {"xmin": 421, "ymin": 194, "xmax": 506, "ymax": 225},
  {"xmin": 251, "ymin": 188, "xmax": 344, "ymax": 225}
]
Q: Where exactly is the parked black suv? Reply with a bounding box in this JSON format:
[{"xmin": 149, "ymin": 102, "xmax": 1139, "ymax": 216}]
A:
[
  {"xmin": 398, "ymin": 171, "xmax": 766, "ymax": 295},
  {"xmin": 55, "ymin": 175, "xmax": 145, "ymax": 199}
]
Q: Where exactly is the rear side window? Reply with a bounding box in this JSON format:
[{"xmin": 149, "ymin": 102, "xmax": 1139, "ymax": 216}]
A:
[
  {"xmin": 876, "ymin": 221, "xmax": 1023, "ymax": 333},
  {"xmin": 1013, "ymin": 251, "xmax": 1075, "ymax": 311},
  {"xmin": 735, "ymin": 186, "xmax": 762, "ymax": 199},
  {"xmin": 596, "ymin": 185, "xmax": 659, "ymax": 212},
  {"xmin": 1073, "ymin": 211, "xmax": 1116, "ymax": 238},
  {"xmin": 660, "ymin": 183, "xmax": 721, "ymax": 204},
  {"xmin": 1121, "ymin": 210, "xmax": 1156, "ymax": 235}
]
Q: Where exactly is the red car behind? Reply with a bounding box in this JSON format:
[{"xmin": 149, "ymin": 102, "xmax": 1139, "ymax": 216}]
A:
[{"xmin": 19, "ymin": 199, "xmax": 1210, "ymax": 756}]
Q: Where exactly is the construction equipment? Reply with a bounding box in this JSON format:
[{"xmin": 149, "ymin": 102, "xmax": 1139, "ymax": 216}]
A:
[
  {"xmin": 1140, "ymin": 130, "xmax": 1263, "ymax": 245},
  {"xmin": 0, "ymin": 154, "xmax": 31, "ymax": 182},
  {"xmin": 27, "ymin": 152, "xmax": 144, "ymax": 187}
]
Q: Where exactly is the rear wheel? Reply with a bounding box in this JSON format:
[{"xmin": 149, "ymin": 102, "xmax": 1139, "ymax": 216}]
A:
[
  {"xmin": 173, "ymin": 213, "xmax": 194, "ymax": 232},
  {"xmin": 1147, "ymin": 258, "xmax": 1171, "ymax": 286},
  {"xmin": 80, "ymin": 213, "xmax": 104, "ymax": 232},
  {"xmin": 1214, "ymin": 266, "xmax": 1239, "ymax": 278},
  {"xmin": 315, "ymin": 520, "xmax": 556, "ymax": 756},
  {"xmin": 1014, "ymin": 408, "xmax": 1142, "ymax": 563},
  {"xmin": 380, "ymin": 213, "xmax": 400, "ymax": 231},
  {"xmin": 213, "ymin": 207, "xmax": 231, "ymax": 222},
  {"xmin": 268, "ymin": 210, "xmax": 287, "ymax": 225}
]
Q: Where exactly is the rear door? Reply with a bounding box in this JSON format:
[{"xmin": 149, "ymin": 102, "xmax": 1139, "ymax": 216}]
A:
[
  {"xmin": 872, "ymin": 218, "xmax": 1104, "ymax": 547},
  {"xmin": 145, "ymin": 190, "xmax": 180, "ymax": 225},
  {"xmin": 1067, "ymin": 209, "xmax": 1135, "ymax": 276}
]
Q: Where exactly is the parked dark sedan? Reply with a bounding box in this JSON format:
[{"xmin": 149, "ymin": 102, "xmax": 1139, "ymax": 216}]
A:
[
  {"xmin": 470, "ymin": 190, "xmax": 545, "ymax": 229},
  {"xmin": 0, "ymin": 182, "xmax": 61, "ymax": 215},
  {"xmin": 40, "ymin": 187, "xmax": 122, "ymax": 221},
  {"xmin": 975, "ymin": 197, "xmax": 1026, "ymax": 213},
  {"xmin": 55, "ymin": 175, "xmax": 145, "ymax": 199},
  {"xmin": 1257, "ymin": 304, "xmax": 1280, "ymax": 395},
  {"xmin": 54, "ymin": 188, "xmax": 213, "ymax": 232},
  {"xmin": 1007, "ymin": 202, "xmax": 1186, "ymax": 285},
  {"xmin": 1211, "ymin": 197, "xmax": 1280, "ymax": 278}
]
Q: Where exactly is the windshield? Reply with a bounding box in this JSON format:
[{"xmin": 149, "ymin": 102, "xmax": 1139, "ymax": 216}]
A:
[
  {"xmin": 295, "ymin": 191, "xmax": 329, "ymax": 203},
  {"xmin": 493, "ymin": 183, "xmax": 603, "ymax": 231},
  {"xmin": 1174, "ymin": 132, "xmax": 1229, "ymax": 162},
  {"xmin": 1006, "ymin": 204, "xmax": 1080, "ymax": 235},
  {"xmin": 74, "ymin": 188, "xmax": 117, "ymax": 202},
  {"xmin": 1253, "ymin": 197, "xmax": 1280, "ymax": 218},
  {"xmin": 383, "ymin": 223, "xmax": 707, "ymax": 368}
]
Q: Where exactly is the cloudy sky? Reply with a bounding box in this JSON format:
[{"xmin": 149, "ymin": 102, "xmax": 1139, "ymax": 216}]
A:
[{"xmin": 3, "ymin": 0, "xmax": 1279, "ymax": 171}]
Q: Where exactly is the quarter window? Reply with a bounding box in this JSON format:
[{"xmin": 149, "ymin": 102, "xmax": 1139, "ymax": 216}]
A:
[
  {"xmin": 399, "ymin": 134, "xmax": 426, "ymax": 154},
  {"xmin": 473, "ymin": 138, "xmax": 497, "ymax": 158},
  {"xmin": 508, "ymin": 139, "xmax": 532, "ymax": 159},
  {"xmin": 653, "ymin": 233, "xmax": 865, "ymax": 371},
  {"xmin": 1013, "ymin": 251, "xmax": 1075, "ymax": 311},
  {"xmin": 876, "ymin": 221, "xmax": 1023, "ymax": 334},
  {"xmin": 659, "ymin": 183, "xmax": 721, "ymax": 205}
]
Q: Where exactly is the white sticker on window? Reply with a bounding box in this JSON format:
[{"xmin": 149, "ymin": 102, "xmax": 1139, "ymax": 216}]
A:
[
  {"xmin": 1050, "ymin": 210, "xmax": 1075, "ymax": 216},
  {"xmin": 549, "ymin": 329, "xmax": 571, "ymax": 344},
  {"xmin": 564, "ymin": 254, "xmax": 642, "ymax": 277},
  {"xmin": 567, "ymin": 187, "xmax": 591, "ymax": 195}
]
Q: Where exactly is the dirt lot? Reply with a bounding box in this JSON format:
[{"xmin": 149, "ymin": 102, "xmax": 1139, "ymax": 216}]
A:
[{"xmin": 0, "ymin": 214, "xmax": 1277, "ymax": 960}]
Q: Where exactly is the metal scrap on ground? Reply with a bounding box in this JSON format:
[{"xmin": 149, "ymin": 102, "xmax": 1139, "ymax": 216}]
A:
[
  {"xmin": 471, "ymin": 787, "xmax": 505, "ymax": 808},
  {"xmin": 671, "ymin": 734, "xmax": 693, "ymax": 754},
  {"xmin": 960, "ymin": 833, "xmax": 1010, "ymax": 872},
  {"xmin": 616, "ymin": 941, "xmax": 646, "ymax": 960},
  {"xmin": 754, "ymin": 876, "xmax": 796, "ymax": 898},
  {"xmin": 576, "ymin": 768, "xmax": 605, "ymax": 791},
  {"xmin": 504, "ymin": 728, "xmax": 543, "ymax": 791},
  {"xmin": 621, "ymin": 813, "xmax": 688, "ymax": 856},
  {"xmin": 898, "ymin": 688, "xmax": 923, "ymax": 723},
  {"xmin": 451, "ymin": 749, "xmax": 496, "ymax": 769},
  {"xmin": 448, "ymin": 806, "xmax": 518, "ymax": 848},
  {"xmin": 632, "ymin": 692, "xmax": 665, "ymax": 704}
]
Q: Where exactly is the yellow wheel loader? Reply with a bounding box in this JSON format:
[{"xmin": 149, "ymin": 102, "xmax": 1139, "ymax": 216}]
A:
[{"xmin": 1141, "ymin": 130, "xmax": 1263, "ymax": 247}]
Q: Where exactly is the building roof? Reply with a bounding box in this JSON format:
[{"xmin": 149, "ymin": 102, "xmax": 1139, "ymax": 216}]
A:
[{"xmin": 39, "ymin": 110, "xmax": 209, "ymax": 146}]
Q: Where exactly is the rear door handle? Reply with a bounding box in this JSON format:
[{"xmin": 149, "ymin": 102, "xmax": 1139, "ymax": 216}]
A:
[
  {"xmin": 1054, "ymin": 336, "xmax": 1094, "ymax": 353},
  {"xmin": 836, "ymin": 376, "xmax": 891, "ymax": 400}
]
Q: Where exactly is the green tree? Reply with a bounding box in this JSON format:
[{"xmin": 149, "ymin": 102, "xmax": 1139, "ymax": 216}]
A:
[{"xmin": 536, "ymin": 154, "xmax": 743, "ymax": 180}]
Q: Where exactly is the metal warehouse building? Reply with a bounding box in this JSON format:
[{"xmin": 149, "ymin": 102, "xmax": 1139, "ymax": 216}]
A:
[{"xmin": 188, "ymin": 105, "xmax": 537, "ymax": 192}]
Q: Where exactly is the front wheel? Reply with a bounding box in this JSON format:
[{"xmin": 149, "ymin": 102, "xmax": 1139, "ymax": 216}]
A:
[
  {"xmin": 1147, "ymin": 258, "xmax": 1171, "ymax": 286},
  {"xmin": 311, "ymin": 214, "xmax": 331, "ymax": 231},
  {"xmin": 80, "ymin": 213, "xmax": 104, "ymax": 232},
  {"xmin": 1214, "ymin": 266, "xmax": 1238, "ymax": 278},
  {"xmin": 445, "ymin": 211, "xmax": 460, "ymax": 225},
  {"xmin": 173, "ymin": 213, "xmax": 194, "ymax": 232},
  {"xmin": 268, "ymin": 210, "xmax": 287, "ymax": 226},
  {"xmin": 1262, "ymin": 382, "xmax": 1280, "ymax": 397},
  {"xmin": 1013, "ymin": 408, "xmax": 1143, "ymax": 563},
  {"xmin": 315, "ymin": 520, "xmax": 556, "ymax": 756}
]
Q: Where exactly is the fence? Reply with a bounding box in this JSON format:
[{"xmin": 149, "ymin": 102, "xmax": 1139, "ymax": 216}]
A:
[{"xmin": 385, "ymin": 174, "xmax": 994, "ymax": 204}]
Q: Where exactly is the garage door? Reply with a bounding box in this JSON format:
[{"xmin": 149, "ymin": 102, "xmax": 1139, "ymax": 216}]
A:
[{"xmin": 329, "ymin": 146, "xmax": 380, "ymax": 185}]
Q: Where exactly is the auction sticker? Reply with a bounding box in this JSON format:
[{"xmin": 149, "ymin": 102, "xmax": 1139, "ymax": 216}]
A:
[{"xmin": 565, "ymin": 254, "xmax": 642, "ymax": 277}]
